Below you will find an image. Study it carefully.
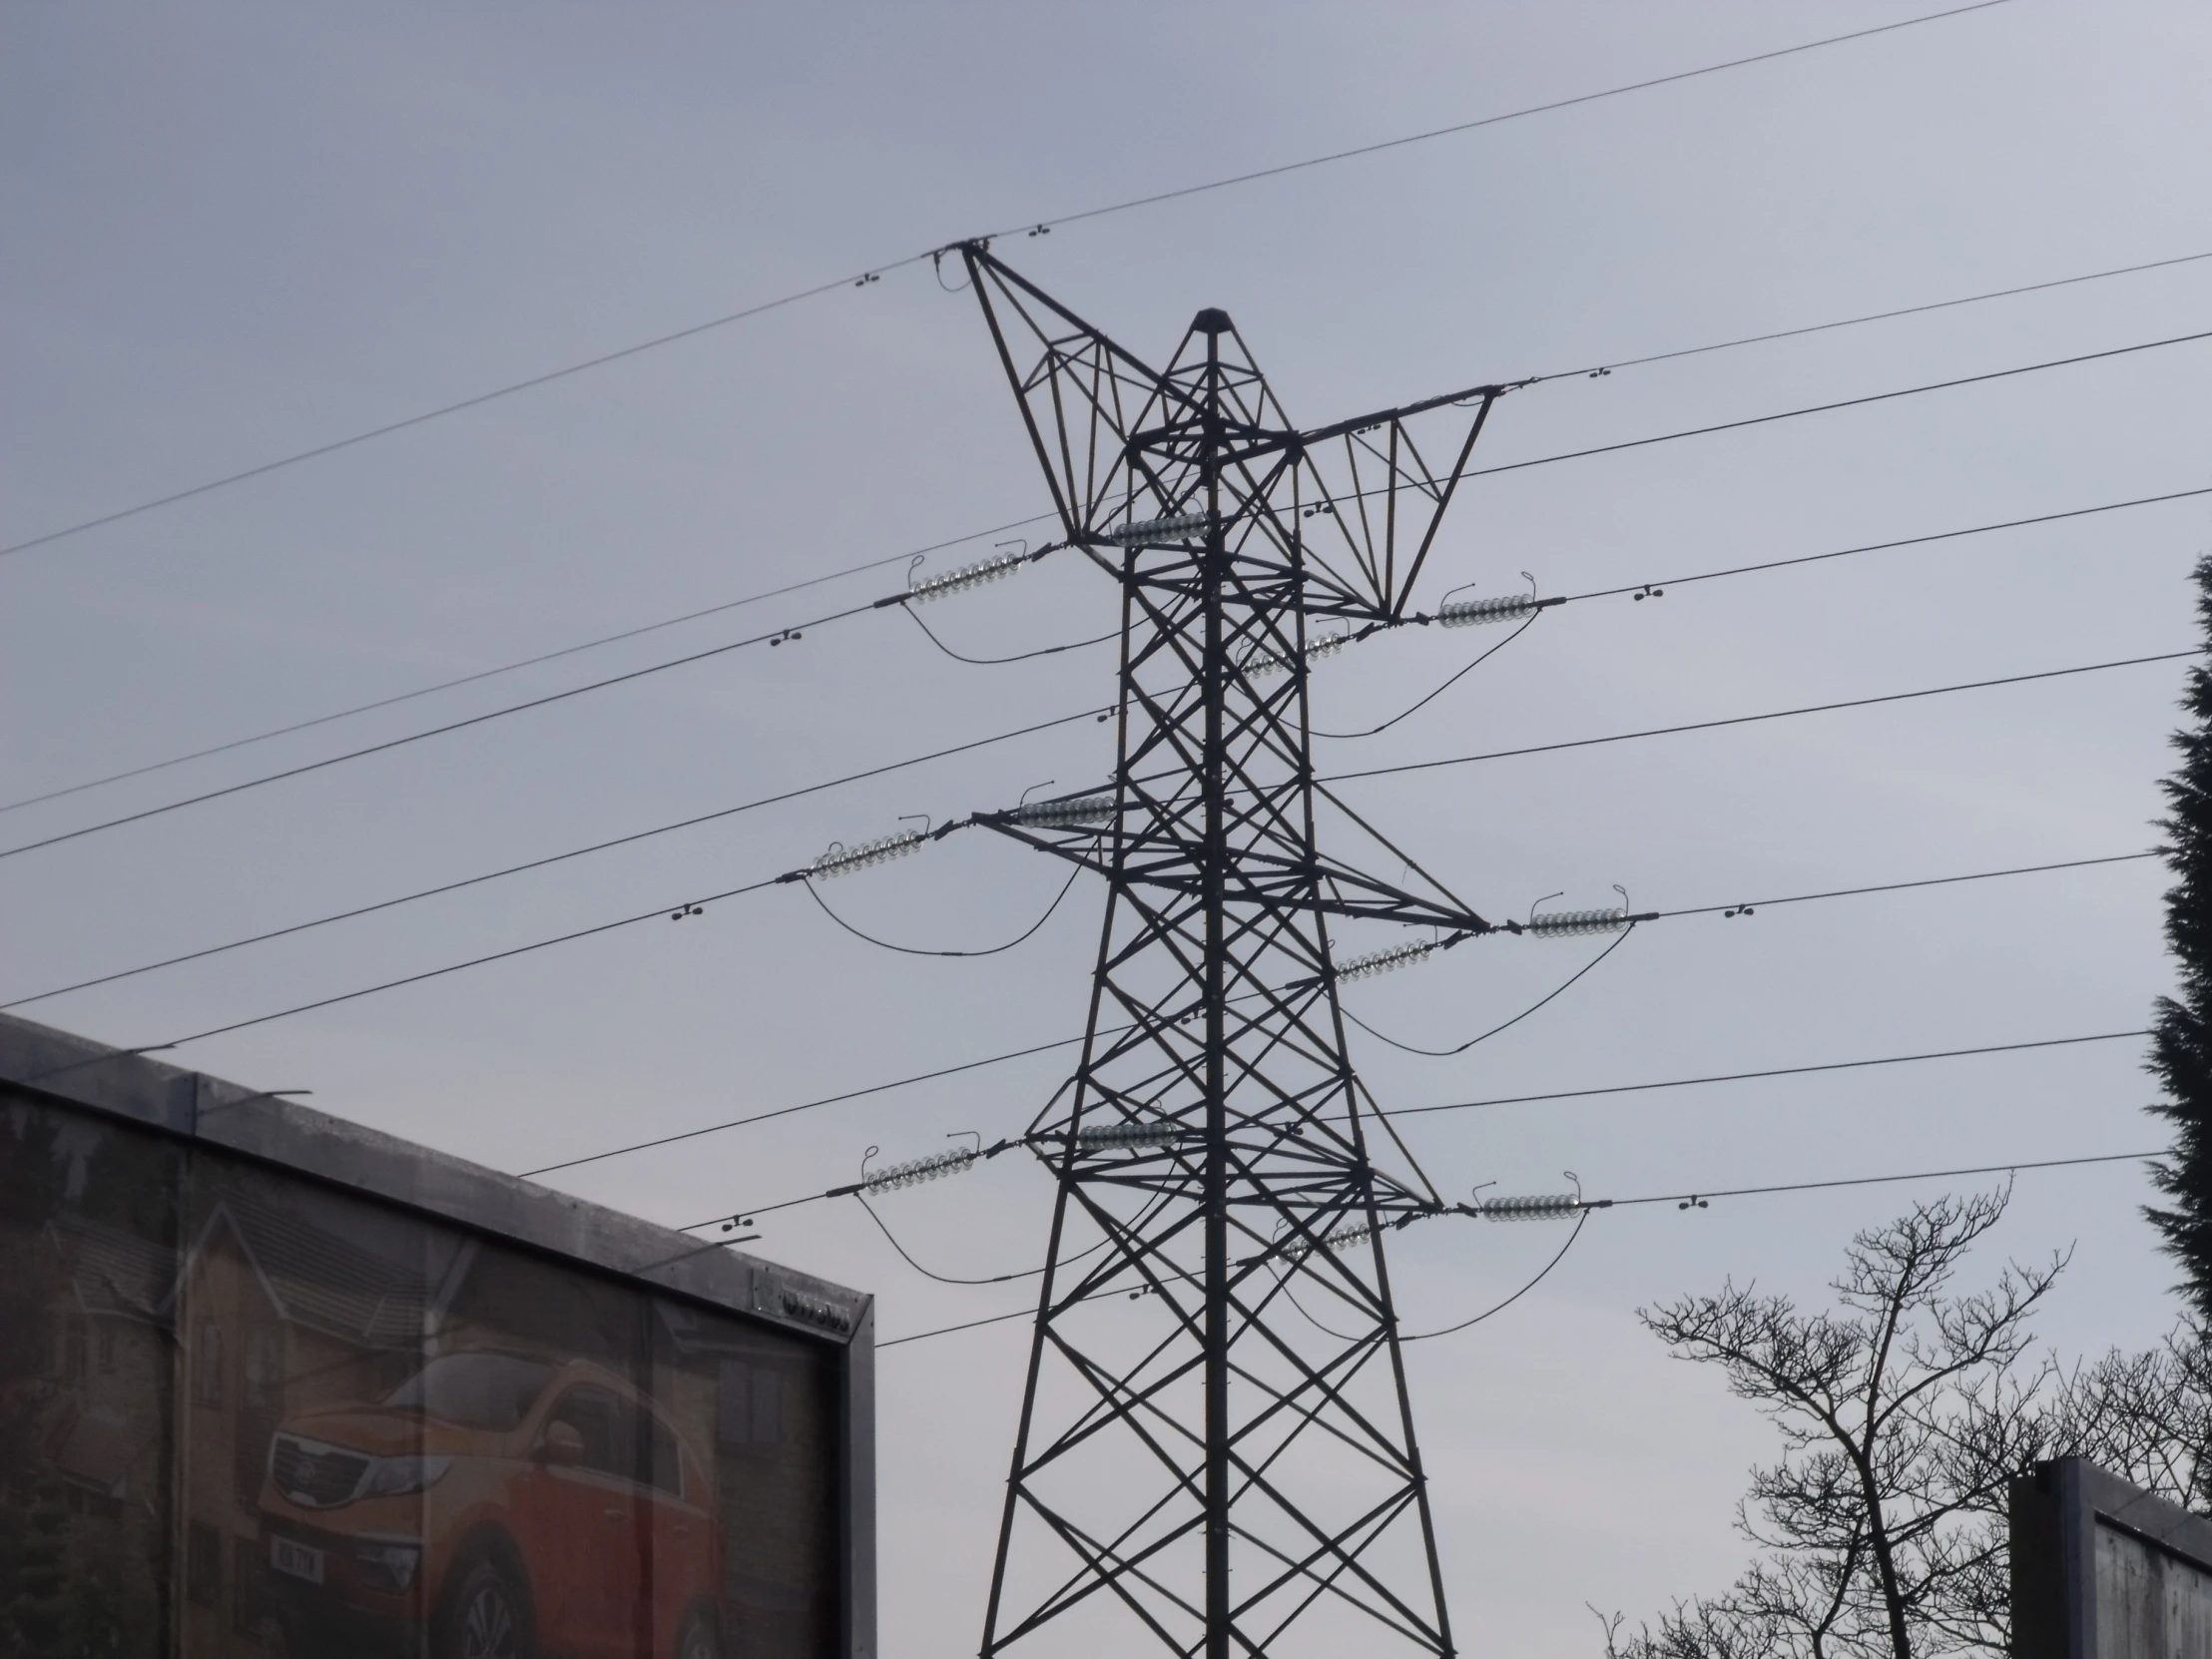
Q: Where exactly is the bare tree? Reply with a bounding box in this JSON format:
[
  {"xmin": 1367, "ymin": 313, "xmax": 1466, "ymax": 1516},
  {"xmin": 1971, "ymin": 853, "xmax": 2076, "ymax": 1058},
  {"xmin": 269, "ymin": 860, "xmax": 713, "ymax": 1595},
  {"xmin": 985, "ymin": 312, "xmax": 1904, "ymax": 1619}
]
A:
[
  {"xmin": 1609, "ymin": 1188, "xmax": 2065, "ymax": 1659},
  {"xmin": 2047, "ymin": 1321, "xmax": 2212, "ymax": 1510}
]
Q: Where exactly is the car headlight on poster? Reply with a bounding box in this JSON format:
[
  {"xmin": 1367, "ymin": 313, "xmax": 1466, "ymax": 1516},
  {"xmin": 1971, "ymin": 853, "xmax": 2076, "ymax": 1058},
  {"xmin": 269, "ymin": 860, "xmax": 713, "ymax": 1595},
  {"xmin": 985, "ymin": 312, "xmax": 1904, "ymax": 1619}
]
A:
[{"xmin": 359, "ymin": 1454, "xmax": 453, "ymax": 1498}]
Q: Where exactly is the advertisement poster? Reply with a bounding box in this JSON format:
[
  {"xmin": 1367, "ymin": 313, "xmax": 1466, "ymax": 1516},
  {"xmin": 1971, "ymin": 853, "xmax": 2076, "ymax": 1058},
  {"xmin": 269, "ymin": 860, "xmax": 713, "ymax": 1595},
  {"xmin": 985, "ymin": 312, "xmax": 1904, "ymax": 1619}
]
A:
[{"xmin": 0, "ymin": 1092, "xmax": 843, "ymax": 1659}]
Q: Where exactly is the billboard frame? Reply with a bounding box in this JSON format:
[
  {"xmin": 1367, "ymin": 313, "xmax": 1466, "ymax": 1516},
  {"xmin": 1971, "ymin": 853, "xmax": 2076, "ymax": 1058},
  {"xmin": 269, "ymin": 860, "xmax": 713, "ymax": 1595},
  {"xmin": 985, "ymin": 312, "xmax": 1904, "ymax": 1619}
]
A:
[
  {"xmin": 0, "ymin": 1008, "xmax": 875, "ymax": 1659},
  {"xmin": 2011, "ymin": 1455, "xmax": 2212, "ymax": 1658}
]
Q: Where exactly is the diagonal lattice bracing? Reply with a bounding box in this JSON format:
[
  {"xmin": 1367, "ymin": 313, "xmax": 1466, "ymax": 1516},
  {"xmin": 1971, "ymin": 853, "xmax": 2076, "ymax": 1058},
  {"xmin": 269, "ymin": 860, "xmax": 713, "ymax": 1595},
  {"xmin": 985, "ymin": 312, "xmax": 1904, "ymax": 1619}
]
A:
[{"xmin": 958, "ymin": 243, "xmax": 1514, "ymax": 1659}]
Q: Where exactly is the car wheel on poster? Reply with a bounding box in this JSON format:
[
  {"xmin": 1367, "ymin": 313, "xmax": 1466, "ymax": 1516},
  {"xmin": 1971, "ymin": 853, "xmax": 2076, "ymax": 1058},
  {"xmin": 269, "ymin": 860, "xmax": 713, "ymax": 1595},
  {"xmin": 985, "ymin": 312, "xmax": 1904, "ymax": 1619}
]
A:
[
  {"xmin": 434, "ymin": 1554, "xmax": 535, "ymax": 1659},
  {"xmin": 675, "ymin": 1605, "xmax": 723, "ymax": 1659}
]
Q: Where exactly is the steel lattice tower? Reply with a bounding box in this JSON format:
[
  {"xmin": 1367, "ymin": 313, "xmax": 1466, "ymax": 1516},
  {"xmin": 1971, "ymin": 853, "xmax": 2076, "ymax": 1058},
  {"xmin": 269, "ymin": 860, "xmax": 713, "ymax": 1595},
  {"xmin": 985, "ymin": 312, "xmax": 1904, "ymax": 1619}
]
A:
[{"xmin": 959, "ymin": 243, "xmax": 1512, "ymax": 1659}]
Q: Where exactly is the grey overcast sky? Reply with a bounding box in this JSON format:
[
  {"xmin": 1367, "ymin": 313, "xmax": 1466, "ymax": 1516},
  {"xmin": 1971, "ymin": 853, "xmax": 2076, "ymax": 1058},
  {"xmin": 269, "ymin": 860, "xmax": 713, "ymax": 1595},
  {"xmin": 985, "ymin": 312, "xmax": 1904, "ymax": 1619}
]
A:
[{"xmin": 5, "ymin": 0, "xmax": 2211, "ymax": 1647}]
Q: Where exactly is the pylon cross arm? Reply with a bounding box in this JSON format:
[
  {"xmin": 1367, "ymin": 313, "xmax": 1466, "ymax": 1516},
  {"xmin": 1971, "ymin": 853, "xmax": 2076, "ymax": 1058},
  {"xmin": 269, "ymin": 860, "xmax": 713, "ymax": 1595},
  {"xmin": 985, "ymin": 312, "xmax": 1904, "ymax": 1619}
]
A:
[{"xmin": 971, "ymin": 816, "xmax": 1489, "ymax": 934}]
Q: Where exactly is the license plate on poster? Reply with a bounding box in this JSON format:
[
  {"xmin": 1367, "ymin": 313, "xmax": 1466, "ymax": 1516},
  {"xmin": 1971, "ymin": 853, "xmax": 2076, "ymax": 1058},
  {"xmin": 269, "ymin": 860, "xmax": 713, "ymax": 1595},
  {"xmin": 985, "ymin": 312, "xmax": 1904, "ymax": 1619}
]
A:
[{"xmin": 271, "ymin": 1535, "xmax": 325, "ymax": 1585}]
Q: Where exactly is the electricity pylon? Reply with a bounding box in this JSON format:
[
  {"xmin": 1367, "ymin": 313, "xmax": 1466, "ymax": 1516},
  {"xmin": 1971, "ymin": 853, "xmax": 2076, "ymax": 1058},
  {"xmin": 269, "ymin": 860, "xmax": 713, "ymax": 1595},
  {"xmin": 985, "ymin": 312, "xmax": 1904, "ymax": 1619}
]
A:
[{"xmin": 957, "ymin": 243, "xmax": 1517, "ymax": 1659}]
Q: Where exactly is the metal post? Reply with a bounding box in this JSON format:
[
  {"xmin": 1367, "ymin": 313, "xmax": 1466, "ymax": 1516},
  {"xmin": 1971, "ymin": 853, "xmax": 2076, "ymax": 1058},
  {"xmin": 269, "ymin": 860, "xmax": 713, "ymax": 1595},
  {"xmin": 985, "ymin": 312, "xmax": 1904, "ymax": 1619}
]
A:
[{"xmin": 1199, "ymin": 311, "xmax": 1233, "ymax": 1659}]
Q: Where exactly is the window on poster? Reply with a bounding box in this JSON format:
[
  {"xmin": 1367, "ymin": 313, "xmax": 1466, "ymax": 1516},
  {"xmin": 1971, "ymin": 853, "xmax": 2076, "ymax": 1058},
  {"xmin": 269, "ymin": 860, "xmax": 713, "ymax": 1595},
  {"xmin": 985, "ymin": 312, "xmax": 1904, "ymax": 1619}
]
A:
[
  {"xmin": 193, "ymin": 1322, "xmax": 224, "ymax": 1406},
  {"xmin": 233, "ymin": 1537, "xmax": 260, "ymax": 1634},
  {"xmin": 187, "ymin": 1522, "xmax": 221, "ymax": 1607},
  {"xmin": 243, "ymin": 1324, "xmax": 281, "ymax": 1412},
  {"xmin": 718, "ymin": 1359, "xmax": 783, "ymax": 1447}
]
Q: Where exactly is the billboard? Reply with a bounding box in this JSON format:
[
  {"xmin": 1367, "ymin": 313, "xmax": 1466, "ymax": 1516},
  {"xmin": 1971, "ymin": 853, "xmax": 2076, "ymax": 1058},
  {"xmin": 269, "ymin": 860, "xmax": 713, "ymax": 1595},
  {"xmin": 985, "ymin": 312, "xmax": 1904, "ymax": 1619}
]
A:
[
  {"xmin": 2011, "ymin": 1457, "xmax": 2212, "ymax": 1658},
  {"xmin": 0, "ymin": 1022, "xmax": 870, "ymax": 1659}
]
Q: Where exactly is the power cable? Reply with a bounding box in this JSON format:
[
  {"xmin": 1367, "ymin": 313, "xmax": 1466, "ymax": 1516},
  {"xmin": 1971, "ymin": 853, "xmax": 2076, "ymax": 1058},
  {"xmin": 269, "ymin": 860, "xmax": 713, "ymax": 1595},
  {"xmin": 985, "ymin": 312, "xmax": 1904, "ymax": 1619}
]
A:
[
  {"xmin": 0, "ymin": 264, "xmax": 940, "ymax": 563},
  {"xmin": 1345, "ymin": 924, "xmax": 1639, "ymax": 1056},
  {"xmin": 13, "ymin": 482, "xmax": 2182, "ymax": 1008},
  {"xmin": 517, "ymin": 1033, "xmax": 1089, "ymax": 1180},
  {"xmin": 570, "ymin": 871, "xmax": 2158, "ymax": 1185},
  {"xmin": 20, "ymin": 335, "xmax": 2205, "ymax": 865},
  {"xmin": 78, "ymin": 829, "xmax": 2155, "ymax": 1102},
  {"xmin": 33, "ymin": 614, "xmax": 2140, "ymax": 1056},
  {"xmin": 0, "ymin": 597, "xmax": 884, "ymax": 864},
  {"xmin": 875, "ymin": 1147, "xmax": 2149, "ymax": 1351},
  {"xmin": 1143, "ymin": 342, "xmax": 2212, "ymax": 596},
  {"xmin": 879, "ymin": 1302, "xmax": 1043, "ymax": 1350},
  {"xmin": 1316, "ymin": 477, "xmax": 2212, "ymax": 744},
  {"xmin": 1556, "ymin": 482, "xmax": 2212, "ymax": 606},
  {"xmin": 1651, "ymin": 849, "xmax": 2158, "ymax": 919},
  {"xmin": 1549, "ymin": 248, "xmax": 2212, "ymax": 381},
  {"xmin": 84, "ymin": 840, "xmax": 2143, "ymax": 1162},
  {"xmin": 803, "ymin": 862, "xmax": 1084, "ymax": 957},
  {"xmin": 1280, "ymin": 1208, "xmax": 1593, "ymax": 1343},
  {"xmin": 528, "ymin": 852, "xmax": 2149, "ymax": 1179},
  {"xmin": 1312, "ymin": 612, "xmax": 1542, "ymax": 740},
  {"xmin": 636, "ymin": 871, "xmax": 2138, "ymax": 1317},
  {"xmin": 0, "ymin": 0, "xmax": 2015, "ymax": 566},
  {"xmin": 43, "ymin": 422, "xmax": 2159, "ymax": 872},
  {"xmin": 120, "ymin": 873, "xmax": 792, "ymax": 1056},
  {"xmin": 1318, "ymin": 648, "xmax": 2205, "ymax": 790},
  {"xmin": 1399, "ymin": 1212, "xmax": 1589, "ymax": 1342},
  {"xmin": 1, "ymin": 546, "xmax": 1104, "ymax": 866},
  {"xmin": 984, "ymin": 4, "xmax": 2017, "ymax": 245},
  {"xmin": 114, "ymin": 822, "xmax": 1088, "ymax": 1060},
  {"xmin": 1382, "ymin": 1028, "xmax": 2151, "ymax": 1123},
  {"xmin": 0, "ymin": 513, "xmax": 1056, "ymax": 819},
  {"xmin": 856, "ymin": 1193, "xmax": 1040, "ymax": 1286},
  {"xmin": 25, "ymin": 385, "xmax": 2202, "ymax": 848},
  {"xmin": 900, "ymin": 604, "xmax": 1120, "ymax": 666},
  {"xmin": 1469, "ymin": 325, "xmax": 2212, "ymax": 483},
  {"xmin": 1, "ymin": 702, "xmax": 1111, "ymax": 1010},
  {"xmin": 1607, "ymin": 1148, "xmax": 2153, "ymax": 1210},
  {"xmin": 1348, "ymin": 852, "xmax": 2152, "ymax": 1068},
  {"xmin": 847, "ymin": 1187, "xmax": 1167, "ymax": 1287}
]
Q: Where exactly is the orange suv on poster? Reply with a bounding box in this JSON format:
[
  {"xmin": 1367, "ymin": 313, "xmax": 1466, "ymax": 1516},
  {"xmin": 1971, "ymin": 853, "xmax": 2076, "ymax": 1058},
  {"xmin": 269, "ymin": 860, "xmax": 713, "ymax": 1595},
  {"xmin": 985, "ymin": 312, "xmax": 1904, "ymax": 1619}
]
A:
[{"xmin": 257, "ymin": 1351, "xmax": 725, "ymax": 1659}]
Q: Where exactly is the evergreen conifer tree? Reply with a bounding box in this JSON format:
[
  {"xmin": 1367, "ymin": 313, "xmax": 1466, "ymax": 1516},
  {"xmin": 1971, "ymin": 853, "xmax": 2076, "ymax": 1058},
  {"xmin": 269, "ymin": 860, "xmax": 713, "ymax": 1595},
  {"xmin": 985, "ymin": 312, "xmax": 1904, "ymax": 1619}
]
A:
[{"xmin": 2149, "ymin": 554, "xmax": 2212, "ymax": 1315}]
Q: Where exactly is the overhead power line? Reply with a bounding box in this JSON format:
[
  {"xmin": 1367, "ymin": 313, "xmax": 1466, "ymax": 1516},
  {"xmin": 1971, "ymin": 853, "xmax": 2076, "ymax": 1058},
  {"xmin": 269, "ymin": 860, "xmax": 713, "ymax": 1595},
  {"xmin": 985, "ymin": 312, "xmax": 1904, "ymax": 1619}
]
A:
[
  {"xmin": 0, "ymin": 1, "xmax": 2016, "ymax": 566},
  {"xmin": 0, "ymin": 597, "xmax": 899, "ymax": 863},
  {"xmin": 872, "ymin": 1145, "xmax": 2151, "ymax": 1351},
  {"xmin": 674, "ymin": 1125, "xmax": 2151, "ymax": 1315},
  {"xmin": 1320, "ymin": 648, "xmax": 2205, "ymax": 790},
  {"xmin": 517, "ymin": 1033, "xmax": 1090, "ymax": 1179},
  {"xmin": 122, "ymin": 872, "xmax": 794, "ymax": 1055},
  {"xmin": 1343, "ymin": 852, "xmax": 2153, "ymax": 1059},
  {"xmin": 1550, "ymin": 248, "xmax": 2212, "ymax": 380},
  {"xmin": 534, "ymin": 851, "xmax": 2147, "ymax": 1183},
  {"xmin": 1382, "ymin": 1028, "xmax": 2151, "ymax": 1122},
  {"xmin": 987, "ymin": 2, "xmax": 2017, "ymax": 242},
  {"xmin": 1608, "ymin": 1149, "xmax": 2155, "ymax": 1210},
  {"xmin": 1650, "ymin": 849, "xmax": 2159, "ymax": 919},
  {"xmin": 0, "ymin": 512, "xmax": 1056, "ymax": 819},
  {"xmin": 1122, "ymin": 334, "xmax": 2212, "ymax": 619},
  {"xmin": 83, "ymin": 808, "xmax": 2151, "ymax": 1089},
  {"xmin": 21, "ymin": 331, "xmax": 2212, "ymax": 871},
  {"xmin": 0, "ymin": 266, "xmax": 939, "ymax": 564},
  {"xmin": 1559, "ymin": 482, "xmax": 2212, "ymax": 606},
  {"xmin": 27, "ymin": 471, "xmax": 2201, "ymax": 837},
  {"xmin": 1471, "ymin": 325, "xmax": 2212, "ymax": 482},
  {"xmin": 48, "ymin": 643, "xmax": 2162, "ymax": 1063},
  {"xmin": 8, "ymin": 484, "xmax": 2191, "ymax": 1003},
  {"xmin": 0, "ymin": 702, "xmax": 1111, "ymax": 1011}
]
